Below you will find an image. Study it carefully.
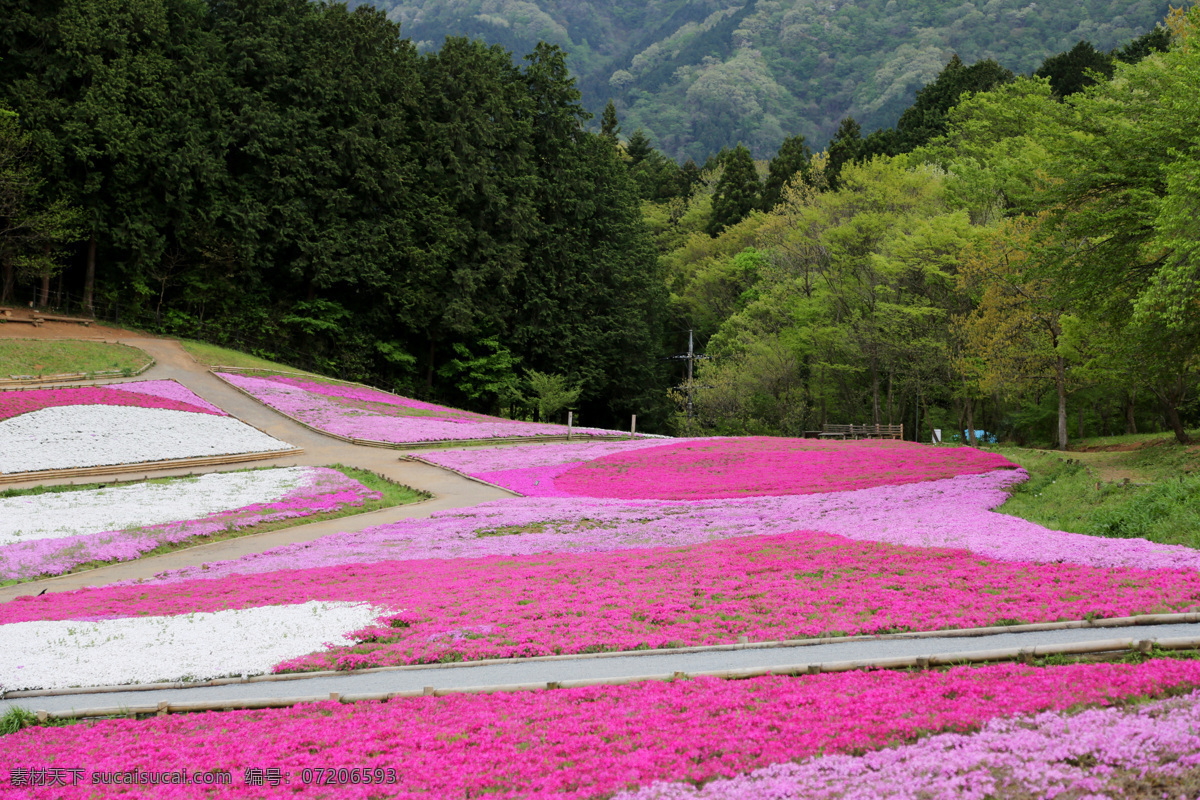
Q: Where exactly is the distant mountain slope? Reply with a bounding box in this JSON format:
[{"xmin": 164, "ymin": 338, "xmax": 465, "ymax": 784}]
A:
[{"xmin": 353, "ymin": 0, "xmax": 1171, "ymax": 161}]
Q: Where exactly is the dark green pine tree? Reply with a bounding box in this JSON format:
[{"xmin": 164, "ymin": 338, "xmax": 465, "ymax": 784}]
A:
[
  {"xmin": 513, "ymin": 44, "xmax": 666, "ymax": 424},
  {"xmin": 599, "ymin": 99, "xmax": 620, "ymax": 142},
  {"xmin": 761, "ymin": 134, "xmax": 811, "ymax": 211},
  {"xmin": 1035, "ymin": 41, "xmax": 1114, "ymax": 99},
  {"xmin": 890, "ymin": 54, "xmax": 1014, "ymax": 152},
  {"xmin": 824, "ymin": 117, "xmax": 862, "ymax": 190},
  {"xmin": 623, "ymin": 127, "xmax": 653, "ymax": 166},
  {"xmin": 706, "ymin": 144, "xmax": 760, "ymax": 236},
  {"xmin": 1113, "ymin": 27, "xmax": 1171, "ymax": 64},
  {"xmin": 406, "ymin": 36, "xmax": 537, "ymax": 389}
]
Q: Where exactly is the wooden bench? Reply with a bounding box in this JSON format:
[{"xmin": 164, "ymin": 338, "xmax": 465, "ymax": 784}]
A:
[
  {"xmin": 811, "ymin": 424, "xmax": 904, "ymax": 440},
  {"xmin": 31, "ymin": 312, "xmax": 91, "ymax": 326}
]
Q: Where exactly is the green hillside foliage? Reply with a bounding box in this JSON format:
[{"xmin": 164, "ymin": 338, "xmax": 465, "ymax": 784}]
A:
[
  {"xmin": 658, "ymin": 4, "xmax": 1200, "ymax": 448},
  {"xmin": 352, "ymin": 0, "xmax": 1172, "ymax": 161},
  {"xmin": 0, "ymin": 0, "xmax": 667, "ymax": 429}
]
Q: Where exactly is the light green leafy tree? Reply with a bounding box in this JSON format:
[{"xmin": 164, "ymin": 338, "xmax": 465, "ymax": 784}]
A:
[{"xmin": 525, "ymin": 370, "xmax": 582, "ymax": 422}]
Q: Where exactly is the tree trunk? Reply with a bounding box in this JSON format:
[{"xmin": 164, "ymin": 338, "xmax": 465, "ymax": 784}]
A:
[
  {"xmin": 1153, "ymin": 381, "xmax": 1193, "ymax": 445},
  {"xmin": 1125, "ymin": 391, "xmax": 1138, "ymax": 435},
  {"xmin": 870, "ymin": 358, "xmax": 881, "ymax": 426},
  {"xmin": 83, "ymin": 233, "xmax": 97, "ymax": 317},
  {"xmin": 1161, "ymin": 399, "xmax": 1192, "ymax": 444},
  {"xmin": 886, "ymin": 371, "xmax": 894, "ymax": 425},
  {"xmin": 1055, "ymin": 354, "xmax": 1068, "ymax": 450},
  {"xmin": 966, "ymin": 395, "xmax": 977, "ymax": 446},
  {"xmin": 1, "ymin": 258, "xmax": 12, "ymax": 303},
  {"xmin": 38, "ymin": 244, "xmax": 51, "ymax": 307},
  {"xmin": 425, "ymin": 339, "xmax": 436, "ymax": 391},
  {"xmin": 914, "ymin": 391, "xmax": 921, "ymax": 443}
]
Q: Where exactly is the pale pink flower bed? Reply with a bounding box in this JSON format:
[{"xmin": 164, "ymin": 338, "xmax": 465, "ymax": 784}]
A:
[
  {"xmin": 419, "ymin": 438, "xmax": 704, "ymax": 496},
  {"xmin": 140, "ymin": 467, "xmax": 1200, "ymax": 586},
  {"xmin": 5, "ymin": 659, "xmax": 1200, "ymax": 797},
  {"xmin": 217, "ymin": 372, "xmax": 621, "ymax": 443},
  {"xmin": 0, "ymin": 468, "xmax": 379, "ymax": 581},
  {"xmin": 619, "ymin": 684, "xmax": 1200, "ymax": 800},
  {"xmin": 0, "ymin": 381, "xmax": 225, "ymax": 421},
  {"xmin": 7, "ymin": 531, "xmax": 1200, "ymax": 672}
]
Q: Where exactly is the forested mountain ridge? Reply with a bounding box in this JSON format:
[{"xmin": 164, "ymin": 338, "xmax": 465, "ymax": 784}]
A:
[{"xmin": 351, "ymin": 0, "xmax": 1172, "ymax": 161}]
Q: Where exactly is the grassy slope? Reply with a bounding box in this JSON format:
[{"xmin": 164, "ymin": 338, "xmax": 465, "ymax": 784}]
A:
[
  {"xmin": 995, "ymin": 431, "xmax": 1200, "ymax": 548},
  {"xmin": 0, "ymin": 340, "xmax": 152, "ymax": 378},
  {"xmin": 179, "ymin": 339, "xmax": 322, "ymax": 376},
  {"xmin": 0, "ymin": 465, "xmax": 430, "ymax": 586}
]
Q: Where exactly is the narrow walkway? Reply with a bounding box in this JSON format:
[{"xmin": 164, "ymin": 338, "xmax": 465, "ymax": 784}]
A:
[
  {"xmin": 0, "ymin": 338, "xmax": 515, "ymax": 602},
  {"xmin": 7, "ymin": 621, "xmax": 1200, "ymax": 716}
]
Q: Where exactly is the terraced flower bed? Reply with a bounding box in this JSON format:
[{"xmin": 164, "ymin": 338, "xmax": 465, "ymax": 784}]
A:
[
  {"xmin": 0, "ymin": 467, "xmax": 381, "ymax": 581},
  {"xmin": 4, "ymin": 416, "xmax": 1199, "ymax": 798},
  {"xmin": 5, "ymin": 659, "xmax": 1200, "ymax": 797},
  {"xmin": 0, "ymin": 380, "xmax": 293, "ymax": 473},
  {"xmin": 620, "ymin": 676, "xmax": 1200, "ymax": 800},
  {"xmin": 216, "ymin": 371, "xmax": 626, "ymax": 444},
  {"xmin": 418, "ymin": 436, "xmax": 1015, "ymax": 498},
  {"xmin": 7, "ymin": 528, "xmax": 1198, "ymax": 674}
]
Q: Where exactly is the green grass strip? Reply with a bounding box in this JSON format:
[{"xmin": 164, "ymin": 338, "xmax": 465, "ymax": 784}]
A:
[{"xmin": 0, "ymin": 340, "xmax": 151, "ymax": 379}]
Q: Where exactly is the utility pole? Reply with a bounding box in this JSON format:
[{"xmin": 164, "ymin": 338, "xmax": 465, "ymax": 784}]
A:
[
  {"xmin": 663, "ymin": 329, "xmax": 706, "ymax": 422},
  {"xmin": 686, "ymin": 329, "xmax": 694, "ymax": 421}
]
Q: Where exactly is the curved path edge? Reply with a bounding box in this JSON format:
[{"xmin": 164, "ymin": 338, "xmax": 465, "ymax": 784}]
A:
[{"xmin": 8, "ymin": 622, "xmax": 1200, "ymax": 719}]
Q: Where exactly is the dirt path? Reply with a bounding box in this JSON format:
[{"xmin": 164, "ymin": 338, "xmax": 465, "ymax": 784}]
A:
[{"xmin": 0, "ymin": 335, "xmax": 515, "ymax": 602}]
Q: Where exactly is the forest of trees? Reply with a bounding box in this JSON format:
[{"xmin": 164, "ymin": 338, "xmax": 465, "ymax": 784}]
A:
[
  {"xmin": 0, "ymin": 0, "xmax": 666, "ymax": 429},
  {"xmin": 655, "ymin": 9, "xmax": 1197, "ymax": 447},
  {"xmin": 1, "ymin": 0, "xmax": 1197, "ymax": 445}
]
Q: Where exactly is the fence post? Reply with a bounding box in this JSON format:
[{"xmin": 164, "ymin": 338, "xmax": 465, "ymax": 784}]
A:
[
  {"xmin": 567, "ymin": 411, "xmax": 573, "ymax": 440},
  {"xmin": 630, "ymin": 414, "xmax": 637, "ymax": 439}
]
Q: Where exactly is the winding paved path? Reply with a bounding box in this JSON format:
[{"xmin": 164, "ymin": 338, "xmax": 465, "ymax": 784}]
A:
[
  {"xmin": 7, "ymin": 620, "xmax": 1200, "ymax": 717},
  {"xmin": 0, "ymin": 335, "xmax": 514, "ymax": 602}
]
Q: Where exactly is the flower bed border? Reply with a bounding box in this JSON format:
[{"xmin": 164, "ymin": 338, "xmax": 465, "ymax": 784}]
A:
[
  {"xmin": 0, "ymin": 449, "xmax": 304, "ymax": 485},
  {"xmin": 20, "ymin": 633, "xmax": 1200, "ymax": 722},
  {"xmin": 401, "ymin": 454, "xmax": 523, "ymax": 494},
  {"xmin": 211, "ymin": 367, "xmax": 642, "ymax": 450}
]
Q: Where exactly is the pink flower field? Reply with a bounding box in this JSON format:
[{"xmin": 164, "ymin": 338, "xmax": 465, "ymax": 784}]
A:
[
  {"xmin": 0, "ymin": 380, "xmax": 225, "ymax": 421},
  {"xmin": 619, "ymin": 680, "xmax": 1200, "ymax": 800},
  {"xmin": 217, "ymin": 372, "xmax": 626, "ymax": 443},
  {"xmin": 554, "ymin": 437, "xmax": 1016, "ymax": 499},
  {"xmin": 6, "ymin": 422, "xmax": 1200, "ymax": 797},
  {"xmin": 5, "ymin": 659, "xmax": 1200, "ymax": 798},
  {"xmin": 420, "ymin": 436, "xmax": 1016, "ymax": 499},
  {"xmin": 0, "ymin": 468, "xmax": 380, "ymax": 581},
  {"xmin": 142, "ymin": 467, "xmax": 1200, "ymax": 586},
  {"xmin": 7, "ymin": 530, "xmax": 1199, "ymax": 671}
]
